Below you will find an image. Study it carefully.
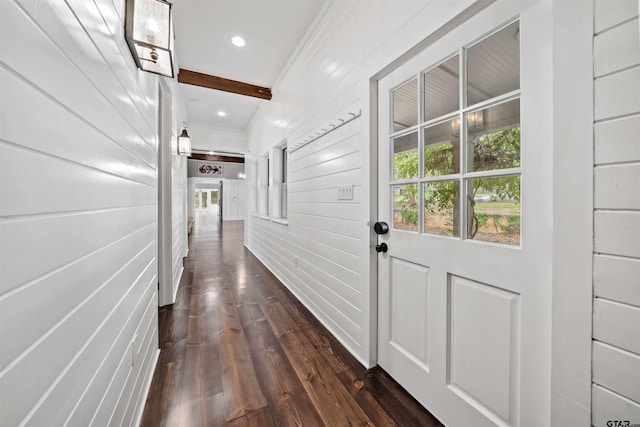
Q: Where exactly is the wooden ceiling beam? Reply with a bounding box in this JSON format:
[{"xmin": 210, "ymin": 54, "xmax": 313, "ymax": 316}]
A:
[
  {"xmin": 189, "ymin": 153, "xmax": 245, "ymax": 163},
  {"xmin": 178, "ymin": 69, "xmax": 272, "ymax": 100}
]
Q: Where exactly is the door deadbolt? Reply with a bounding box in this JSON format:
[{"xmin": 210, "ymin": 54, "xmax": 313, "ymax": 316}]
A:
[{"xmin": 374, "ymin": 222, "xmax": 389, "ymax": 235}]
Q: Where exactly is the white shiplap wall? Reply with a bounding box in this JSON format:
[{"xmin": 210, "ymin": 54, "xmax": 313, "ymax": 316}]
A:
[
  {"xmin": 164, "ymin": 85, "xmax": 188, "ymax": 306},
  {"xmin": 248, "ymin": 121, "xmax": 365, "ymax": 351},
  {"xmin": 0, "ymin": 0, "xmax": 185, "ymax": 425},
  {"xmin": 171, "ymin": 116, "xmax": 188, "ymax": 302},
  {"xmin": 592, "ymin": 1, "xmax": 640, "ymax": 425},
  {"xmin": 245, "ymin": 0, "xmax": 486, "ymax": 366}
]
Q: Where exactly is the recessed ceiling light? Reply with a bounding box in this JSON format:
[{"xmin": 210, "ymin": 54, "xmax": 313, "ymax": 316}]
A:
[
  {"xmin": 217, "ymin": 111, "xmax": 226, "ymax": 117},
  {"xmin": 209, "ymin": 151, "xmax": 214, "ymax": 155},
  {"xmin": 231, "ymin": 36, "xmax": 246, "ymax": 47}
]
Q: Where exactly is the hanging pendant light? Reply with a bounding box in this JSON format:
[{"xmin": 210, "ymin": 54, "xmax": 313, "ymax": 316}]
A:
[{"xmin": 125, "ymin": 0, "xmax": 175, "ymax": 78}]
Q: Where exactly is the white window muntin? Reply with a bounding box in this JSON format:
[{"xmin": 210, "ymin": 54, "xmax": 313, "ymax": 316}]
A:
[{"xmin": 389, "ymin": 20, "xmax": 521, "ymax": 244}]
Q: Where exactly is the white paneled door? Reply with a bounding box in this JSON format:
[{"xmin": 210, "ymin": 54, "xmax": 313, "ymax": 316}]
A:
[{"xmin": 377, "ymin": 5, "xmax": 549, "ymax": 427}]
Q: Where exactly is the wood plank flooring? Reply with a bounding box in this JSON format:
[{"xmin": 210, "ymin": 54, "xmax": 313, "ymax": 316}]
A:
[{"xmin": 140, "ymin": 212, "xmax": 442, "ymax": 426}]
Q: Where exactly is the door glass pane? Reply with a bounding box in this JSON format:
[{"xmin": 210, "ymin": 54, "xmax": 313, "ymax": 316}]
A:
[
  {"xmin": 393, "ymin": 132, "xmax": 419, "ymax": 180},
  {"xmin": 392, "ymin": 78, "xmax": 418, "ymax": 132},
  {"xmin": 424, "ymin": 119, "xmax": 460, "ymax": 177},
  {"xmin": 467, "ymin": 99, "xmax": 520, "ymax": 173},
  {"xmin": 393, "ymin": 184, "xmax": 419, "ymax": 231},
  {"xmin": 424, "ymin": 55, "xmax": 459, "ymax": 121},
  {"xmin": 467, "ymin": 176, "xmax": 520, "ymax": 245},
  {"xmin": 424, "ymin": 180, "xmax": 460, "ymax": 237},
  {"xmin": 466, "ymin": 21, "xmax": 520, "ymax": 106}
]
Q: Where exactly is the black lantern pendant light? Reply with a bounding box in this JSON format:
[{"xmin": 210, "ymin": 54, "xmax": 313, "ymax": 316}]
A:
[{"xmin": 178, "ymin": 123, "xmax": 192, "ymax": 156}]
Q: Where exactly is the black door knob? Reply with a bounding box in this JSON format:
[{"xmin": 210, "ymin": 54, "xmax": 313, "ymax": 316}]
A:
[
  {"xmin": 374, "ymin": 222, "xmax": 389, "ymax": 235},
  {"xmin": 375, "ymin": 243, "xmax": 388, "ymax": 253}
]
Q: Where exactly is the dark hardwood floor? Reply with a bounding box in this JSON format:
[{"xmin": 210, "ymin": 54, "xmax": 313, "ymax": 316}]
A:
[{"xmin": 140, "ymin": 212, "xmax": 442, "ymax": 426}]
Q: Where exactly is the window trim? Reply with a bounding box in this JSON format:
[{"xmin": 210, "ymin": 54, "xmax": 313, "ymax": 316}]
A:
[
  {"xmin": 269, "ymin": 140, "xmax": 288, "ymax": 222},
  {"xmin": 257, "ymin": 152, "xmax": 269, "ymax": 218}
]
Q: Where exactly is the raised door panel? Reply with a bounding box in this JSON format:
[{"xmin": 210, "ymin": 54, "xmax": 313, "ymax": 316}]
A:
[
  {"xmin": 389, "ymin": 257, "xmax": 431, "ymax": 370},
  {"xmin": 448, "ymin": 275, "xmax": 520, "ymax": 425}
]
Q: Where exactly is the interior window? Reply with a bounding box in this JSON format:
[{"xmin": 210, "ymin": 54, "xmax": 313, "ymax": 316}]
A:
[
  {"xmin": 258, "ymin": 154, "xmax": 269, "ymax": 217},
  {"xmin": 280, "ymin": 145, "xmax": 288, "ymax": 220}
]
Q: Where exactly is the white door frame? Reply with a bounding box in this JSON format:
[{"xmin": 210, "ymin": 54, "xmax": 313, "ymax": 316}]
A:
[
  {"xmin": 365, "ymin": 0, "xmax": 498, "ymax": 374},
  {"xmin": 548, "ymin": 2, "xmax": 593, "ymax": 425},
  {"xmin": 157, "ymin": 80, "xmax": 174, "ymax": 307},
  {"xmin": 365, "ymin": 0, "xmax": 593, "ymax": 424}
]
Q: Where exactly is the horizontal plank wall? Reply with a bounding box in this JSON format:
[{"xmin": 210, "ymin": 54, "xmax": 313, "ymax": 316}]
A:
[
  {"xmin": 245, "ymin": 0, "xmax": 486, "ymax": 366},
  {"xmin": 172, "ymin": 148, "xmax": 188, "ymax": 298},
  {"xmin": 161, "ymin": 84, "xmax": 188, "ymax": 307},
  {"xmin": 592, "ymin": 1, "xmax": 640, "ymax": 425},
  {"xmin": 0, "ymin": 0, "xmax": 175, "ymax": 425},
  {"xmin": 248, "ymin": 122, "xmax": 365, "ymax": 351}
]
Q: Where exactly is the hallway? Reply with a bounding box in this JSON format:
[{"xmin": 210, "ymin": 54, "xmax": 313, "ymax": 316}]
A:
[{"xmin": 140, "ymin": 212, "xmax": 442, "ymax": 426}]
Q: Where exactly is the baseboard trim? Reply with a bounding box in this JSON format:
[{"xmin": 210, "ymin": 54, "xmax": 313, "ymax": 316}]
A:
[
  {"xmin": 133, "ymin": 348, "xmax": 160, "ymax": 427},
  {"xmin": 172, "ymin": 265, "xmax": 184, "ymax": 303}
]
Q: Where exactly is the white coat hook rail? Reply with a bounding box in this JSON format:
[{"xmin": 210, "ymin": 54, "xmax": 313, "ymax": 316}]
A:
[{"xmin": 288, "ymin": 108, "xmax": 361, "ymax": 152}]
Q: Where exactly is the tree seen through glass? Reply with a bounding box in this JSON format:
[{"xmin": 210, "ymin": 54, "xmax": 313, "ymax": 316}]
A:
[{"xmin": 393, "ymin": 126, "xmax": 521, "ymax": 243}]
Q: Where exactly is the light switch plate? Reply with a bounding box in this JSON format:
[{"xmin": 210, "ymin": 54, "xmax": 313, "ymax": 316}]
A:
[{"xmin": 338, "ymin": 185, "xmax": 353, "ymax": 200}]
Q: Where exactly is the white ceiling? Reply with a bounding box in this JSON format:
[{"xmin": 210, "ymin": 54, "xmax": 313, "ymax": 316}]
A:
[
  {"xmin": 172, "ymin": 0, "xmax": 326, "ymax": 131},
  {"xmin": 392, "ymin": 21, "xmax": 520, "ymax": 132}
]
